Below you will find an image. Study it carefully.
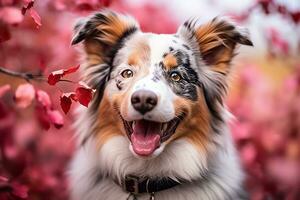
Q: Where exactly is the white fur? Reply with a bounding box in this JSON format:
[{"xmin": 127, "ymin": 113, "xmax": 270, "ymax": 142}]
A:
[{"xmin": 69, "ymin": 113, "xmax": 244, "ymax": 200}]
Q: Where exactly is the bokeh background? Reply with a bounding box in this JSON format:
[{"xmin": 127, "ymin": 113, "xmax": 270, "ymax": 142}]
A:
[{"xmin": 0, "ymin": 0, "xmax": 300, "ymax": 199}]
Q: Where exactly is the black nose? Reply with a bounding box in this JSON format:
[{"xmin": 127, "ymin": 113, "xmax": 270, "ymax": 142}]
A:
[{"xmin": 131, "ymin": 90, "xmax": 158, "ymax": 114}]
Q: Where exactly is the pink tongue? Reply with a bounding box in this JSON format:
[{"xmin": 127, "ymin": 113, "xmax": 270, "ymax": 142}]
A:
[{"xmin": 131, "ymin": 120, "xmax": 161, "ymax": 156}]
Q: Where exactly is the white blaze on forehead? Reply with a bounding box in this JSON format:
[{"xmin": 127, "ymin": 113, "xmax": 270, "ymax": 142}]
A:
[
  {"xmin": 147, "ymin": 33, "xmax": 199, "ymax": 73},
  {"xmin": 148, "ymin": 34, "xmax": 175, "ymax": 66},
  {"xmin": 147, "ymin": 33, "xmax": 201, "ymax": 75},
  {"xmin": 147, "ymin": 34, "xmax": 189, "ymax": 70}
]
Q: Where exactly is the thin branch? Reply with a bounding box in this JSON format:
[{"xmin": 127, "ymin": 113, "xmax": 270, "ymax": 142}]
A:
[
  {"xmin": 0, "ymin": 67, "xmax": 78, "ymax": 85},
  {"xmin": 59, "ymin": 79, "xmax": 77, "ymax": 83},
  {"xmin": 0, "ymin": 66, "xmax": 44, "ymax": 82}
]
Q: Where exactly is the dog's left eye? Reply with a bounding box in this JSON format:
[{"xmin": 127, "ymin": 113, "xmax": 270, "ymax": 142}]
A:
[
  {"xmin": 121, "ymin": 69, "xmax": 133, "ymax": 78},
  {"xmin": 170, "ymin": 72, "xmax": 181, "ymax": 82}
]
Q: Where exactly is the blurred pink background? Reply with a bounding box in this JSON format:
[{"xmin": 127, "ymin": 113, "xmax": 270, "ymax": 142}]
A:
[{"xmin": 0, "ymin": 0, "xmax": 300, "ymax": 199}]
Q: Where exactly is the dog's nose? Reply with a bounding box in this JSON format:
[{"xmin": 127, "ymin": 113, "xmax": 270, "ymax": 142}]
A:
[{"xmin": 131, "ymin": 90, "xmax": 158, "ymax": 114}]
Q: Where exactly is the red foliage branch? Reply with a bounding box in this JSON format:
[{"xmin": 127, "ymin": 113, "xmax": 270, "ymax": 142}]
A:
[{"xmin": 0, "ymin": 66, "xmax": 96, "ymax": 127}]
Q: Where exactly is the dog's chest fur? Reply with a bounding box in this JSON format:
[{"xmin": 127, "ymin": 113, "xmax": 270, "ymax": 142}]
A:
[{"xmin": 69, "ymin": 120, "xmax": 246, "ymax": 200}]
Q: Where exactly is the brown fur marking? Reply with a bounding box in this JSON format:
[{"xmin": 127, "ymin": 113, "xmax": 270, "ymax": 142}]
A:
[
  {"xmin": 163, "ymin": 54, "xmax": 178, "ymax": 70},
  {"xmin": 127, "ymin": 37, "xmax": 151, "ymax": 66},
  {"xmin": 83, "ymin": 39, "xmax": 105, "ymax": 67},
  {"xmin": 96, "ymin": 13, "xmax": 136, "ymax": 46},
  {"xmin": 168, "ymin": 89, "xmax": 211, "ymax": 152},
  {"xmin": 95, "ymin": 94, "xmax": 123, "ymax": 149},
  {"xmin": 194, "ymin": 19, "xmax": 238, "ymax": 74}
]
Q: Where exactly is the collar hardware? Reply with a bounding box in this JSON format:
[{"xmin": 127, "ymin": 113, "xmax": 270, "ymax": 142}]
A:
[
  {"xmin": 121, "ymin": 175, "xmax": 184, "ymax": 195},
  {"xmin": 149, "ymin": 192, "xmax": 155, "ymax": 200},
  {"xmin": 123, "ymin": 175, "xmax": 141, "ymax": 194}
]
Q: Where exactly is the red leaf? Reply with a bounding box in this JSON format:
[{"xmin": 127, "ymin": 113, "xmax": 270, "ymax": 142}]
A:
[
  {"xmin": 47, "ymin": 110, "xmax": 64, "ymax": 129},
  {"xmin": 47, "ymin": 65, "xmax": 80, "ymax": 85},
  {"xmin": 14, "ymin": 83, "xmax": 35, "ymax": 108},
  {"xmin": 0, "ymin": 84, "xmax": 11, "ymax": 98},
  {"xmin": 69, "ymin": 93, "xmax": 78, "ymax": 101},
  {"xmin": 29, "ymin": 8, "xmax": 41, "ymax": 28},
  {"xmin": 60, "ymin": 92, "xmax": 77, "ymax": 114},
  {"xmin": 47, "ymin": 71, "xmax": 63, "ymax": 85},
  {"xmin": 60, "ymin": 93, "xmax": 73, "ymax": 114},
  {"xmin": 75, "ymin": 83, "xmax": 95, "ymax": 107},
  {"xmin": 63, "ymin": 64, "xmax": 80, "ymax": 75}
]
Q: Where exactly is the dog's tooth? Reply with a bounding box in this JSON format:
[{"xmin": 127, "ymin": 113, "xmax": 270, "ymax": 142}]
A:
[
  {"xmin": 162, "ymin": 123, "xmax": 168, "ymax": 132},
  {"xmin": 132, "ymin": 121, "xmax": 136, "ymax": 129}
]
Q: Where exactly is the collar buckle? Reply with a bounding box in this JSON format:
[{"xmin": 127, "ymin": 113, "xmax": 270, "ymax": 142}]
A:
[{"xmin": 124, "ymin": 175, "xmax": 140, "ymax": 194}]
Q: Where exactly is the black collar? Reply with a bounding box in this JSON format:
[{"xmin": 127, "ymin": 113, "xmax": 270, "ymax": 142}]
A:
[{"xmin": 121, "ymin": 175, "xmax": 184, "ymax": 195}]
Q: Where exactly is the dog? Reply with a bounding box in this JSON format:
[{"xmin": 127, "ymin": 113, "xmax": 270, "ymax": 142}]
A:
[{"xmin": 69, "ymin": 10, "xmax": 253, "ymax": 200}]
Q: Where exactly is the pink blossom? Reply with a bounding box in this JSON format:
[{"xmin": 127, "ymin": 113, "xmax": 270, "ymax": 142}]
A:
[{"xmin": 14, "ymin": 83, "xmax": 35, "ymax": 108}]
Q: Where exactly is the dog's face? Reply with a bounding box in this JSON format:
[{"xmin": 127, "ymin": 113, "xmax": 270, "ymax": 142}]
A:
[
  {"xmin": 72, "ymin": 11, "xmax": 252, "ymax": 158},
  {"xmin": 107, "ymin": 33, "xmax": 200, "ymax": 157}
]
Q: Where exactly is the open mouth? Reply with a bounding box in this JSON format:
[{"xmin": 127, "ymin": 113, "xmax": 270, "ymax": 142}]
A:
[{"xmin": 121, "ymin": 116, "xmax": 184, "ymax": 156}]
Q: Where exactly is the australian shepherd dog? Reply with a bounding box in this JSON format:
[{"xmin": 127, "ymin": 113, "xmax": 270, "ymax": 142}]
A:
[{"xmin": 69, "ymin": 10, "xmax": 253, "ymax": 200}]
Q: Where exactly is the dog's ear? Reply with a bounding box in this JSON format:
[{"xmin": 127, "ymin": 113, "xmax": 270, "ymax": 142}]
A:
[
  {"xmin": 71, "ymin": 11, "xmax": 140, "ymax": 109},
  {"xmin": 72, "ymin": 10, "xmax": 140, "ymax": 63},
  {"xmin": 177, "ymin": 17, "xmax": 253, "ymax": 74},
  {"xmin": 177, "ymin": 18, "xmax": 253, "ymax": 121},
  {"xmin": 71, "ymin": 10, "xmax": 139, "ymax": 46}
]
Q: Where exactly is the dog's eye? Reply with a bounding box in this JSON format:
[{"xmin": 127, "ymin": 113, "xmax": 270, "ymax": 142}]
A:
[
  {"xmin": 170, "ymin": 72, "xmax": 181, "ymax": 82},
  {"xmin": 121, "ymin": 69, "xmax": 133, "ymax": 78}
]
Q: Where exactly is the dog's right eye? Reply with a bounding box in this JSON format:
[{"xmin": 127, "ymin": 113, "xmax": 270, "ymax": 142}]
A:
[
  {"xmin": 121, "ymin": 69, "xmax": 134, "ymax": 78},
  {"xmin": 170, "ymin": 72, "xmax": 181, "ymax": 82}
]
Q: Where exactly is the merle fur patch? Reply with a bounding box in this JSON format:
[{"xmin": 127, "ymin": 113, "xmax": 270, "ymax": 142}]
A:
[{"xmin": 160, "ymin": 49, "xmax": 200, "ymax": 101}]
